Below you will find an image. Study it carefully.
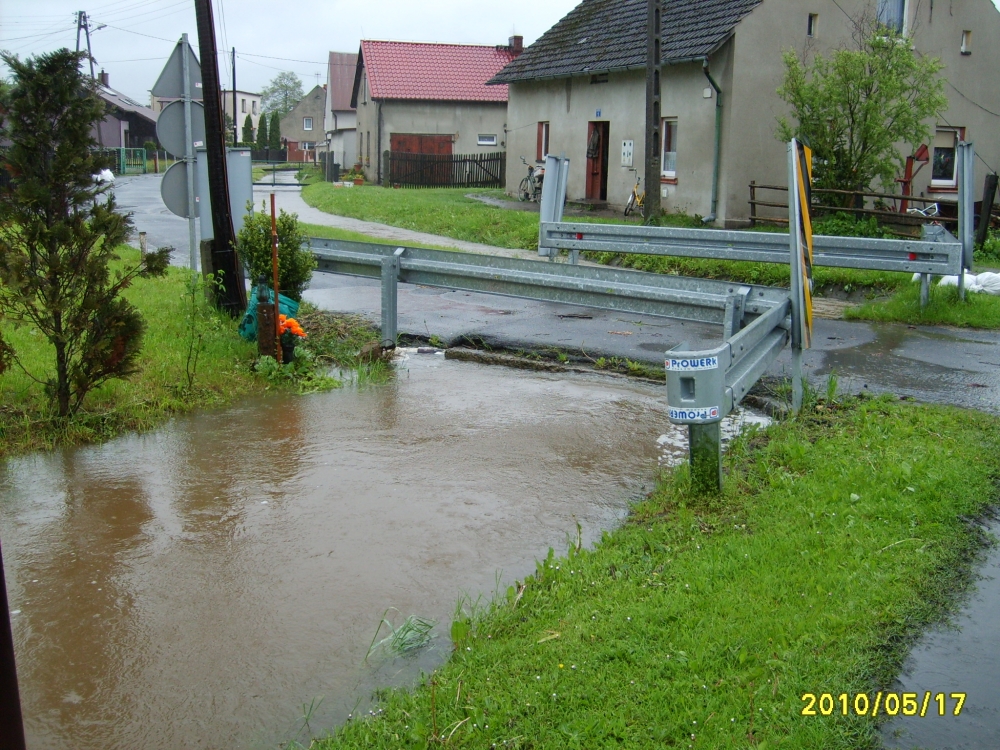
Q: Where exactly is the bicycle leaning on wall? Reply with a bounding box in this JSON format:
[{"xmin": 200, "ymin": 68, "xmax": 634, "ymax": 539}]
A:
[
  {"xmin": 624, "ymin": 168, "xmax": 645, "ymax": 216},
  {"xmin": 518, "ymin": 156, "xmax": 545, "ymax": 202}
]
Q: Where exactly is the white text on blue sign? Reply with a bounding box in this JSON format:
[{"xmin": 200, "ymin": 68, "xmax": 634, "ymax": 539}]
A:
[{"xmin": 665, "ymin": 356, "xmax": 719, "ymax": 372}]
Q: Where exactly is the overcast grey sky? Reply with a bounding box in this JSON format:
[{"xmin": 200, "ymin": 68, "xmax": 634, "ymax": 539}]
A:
[{"xmin": 0, "ymin": 0, "xmax": 581, "ymax": 103}]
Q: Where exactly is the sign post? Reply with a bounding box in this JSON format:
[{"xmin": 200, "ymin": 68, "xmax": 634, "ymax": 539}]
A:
[
  {"xmin": 788, "ymin": 139, "xmax": 814, "ymax": 414},
  {"xmin": 0, "ymin": 538, "xmax": 27, "ymax": 750},
  {"xmin": 153, "ymin": 36, "xmax": 204, "ymax": 272}
]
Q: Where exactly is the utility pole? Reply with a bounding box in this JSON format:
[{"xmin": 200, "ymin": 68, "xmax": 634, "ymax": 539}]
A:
[
  {"xmin": 76, "ymin": 10, "xmax": 104, "ymax": 147},
  {"xmin": 232, "ymin": 47, "xmax": 238, "ymax": 146},
  {"xmin": 193, "ymin": 0, "xmax": 247, "ymax": 314},
  {"xmin": 643, "ymin": 0, "xmax": 662, "ymax": 223}
]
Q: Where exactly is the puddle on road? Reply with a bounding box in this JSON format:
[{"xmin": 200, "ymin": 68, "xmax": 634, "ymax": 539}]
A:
[
  {"xmin": 1, "ymin": 352, "xmax": 763, "ymax": 750},
  {"xmin": 882, "ymin": 521, "xmax": 1000, "ymax": 749}
]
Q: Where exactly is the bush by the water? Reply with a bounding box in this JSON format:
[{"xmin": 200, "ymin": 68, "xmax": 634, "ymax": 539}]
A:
[{"xmin": 236, "ymin": 202, "xmax": 316, "ymax": 301}]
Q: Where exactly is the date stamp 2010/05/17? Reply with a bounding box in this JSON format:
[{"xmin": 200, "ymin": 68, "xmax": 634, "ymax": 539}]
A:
[{"xmin": 801, "ymin": 692, "xmax": 966, "ymax": 717}]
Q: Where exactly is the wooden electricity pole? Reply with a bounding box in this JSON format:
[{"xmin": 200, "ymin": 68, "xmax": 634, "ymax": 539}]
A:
[
  {"xmin": 643, "ymin": 0, "xmax": 662, "ymax": 223},
  {"xmin": 193, "ymin": 0, "xmax": 247, "ymax": 315}
]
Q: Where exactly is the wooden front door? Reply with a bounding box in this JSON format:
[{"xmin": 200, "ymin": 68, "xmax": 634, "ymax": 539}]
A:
[{"xmin": 585, "ymin": 121, "xmax": 610, "ymax": 201}]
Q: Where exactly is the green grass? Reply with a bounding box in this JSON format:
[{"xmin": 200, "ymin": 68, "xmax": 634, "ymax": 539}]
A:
[
  {"xmin": 846, "ymin": 281, "xmax": 1000, "ymax": 328},
  {"xmin": 302, "ymin": 184, "xmax": 541, "ymax": 250},
  {"xmin": 0, "ymin": 247, "xmax": 378, "ymax": 457},
  {"xmin": 300, "ymin": 223, "xmax": 458, "ymax": 253},
  {"xmin": 314, "ymin": 394, "xmax": 999, "ymax": 749}
]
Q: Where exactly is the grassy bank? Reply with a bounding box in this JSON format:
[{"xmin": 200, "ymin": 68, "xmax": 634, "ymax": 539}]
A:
[
  {"xmin": 299, "ymin": 184, "xmax": 911, "ymax": 292},
  {"xmin": 846, "ymin": 282, "xmax": 1000, "ymax": 328},
  {"xmin": 315, "ymin": 395, "xmax": 999, "ymax": 749},
  {"xmin": 0, "ymin": 247, "xmax": 377, "ymax": 458}
]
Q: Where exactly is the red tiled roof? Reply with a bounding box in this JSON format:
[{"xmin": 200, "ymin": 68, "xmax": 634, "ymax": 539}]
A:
[{"xmin": 360, "ymin": 40, "xmax": 515, "ymax": 102}]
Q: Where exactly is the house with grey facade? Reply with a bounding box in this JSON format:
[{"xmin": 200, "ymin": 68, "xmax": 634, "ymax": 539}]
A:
[
  {"xmin": 351, "ymin": 39, "xmax": 521, "ymax": 184},
  {"xmin": 280, "ymin": 85, "xmax": 327, "ymax": 162},
  {"xmin": 489, "ymin": 0, "xmax": 1000, "ymax": 226},
  {"xmin": 94, "ymin": 71, "xmax": 158, "ymax": 149},
  {"xmin": 321, "ymin": 51, "xmax": 359, "ymax": 170}
]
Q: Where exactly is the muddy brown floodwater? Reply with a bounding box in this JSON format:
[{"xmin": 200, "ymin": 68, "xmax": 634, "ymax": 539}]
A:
[{"xmin": 0, "ymin": 352, "xmax": 762, "ymax": 749}]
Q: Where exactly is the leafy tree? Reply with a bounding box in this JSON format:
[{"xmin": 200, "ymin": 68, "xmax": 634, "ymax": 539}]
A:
[
  {"xmin": 256, "ymin": 112, "xmax": 269, "ymax": 151},
  {"xmin": 0, "ymin": 49, "xmax": 169, "ymax": 418},
  {"xmin": 260, "ymin": 71, "xmax": 303, "ymax": 118},
  {"xmin": 269, "ymin": 110, "xmax": 281, "ymax": 150},
  {"xmin": 242, "ymin": 114, "xmax": 254, "ymax": 144},
  {"xmin": 236, "ymin": 201, "xmax": 315, "ymax": 301},
  {"xmin": 223, "ymin": 112, "xmax": 234, "ymax": 146},
  {"xmin": 776, "ymin": 11, "xmax": 947, "ymax": 201}
]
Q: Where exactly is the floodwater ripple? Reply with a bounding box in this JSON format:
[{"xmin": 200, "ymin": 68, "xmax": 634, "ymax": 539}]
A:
[{"xmin": 1, "ymin": 352, "xmax": 754, "ymax": 749}]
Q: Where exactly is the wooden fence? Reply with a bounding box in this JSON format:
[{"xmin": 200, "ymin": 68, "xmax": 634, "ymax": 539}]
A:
[
  {"xmin": 385, "ymin": 150, "xmax": 505, "ymax": 188},
  {"xmin": 749, "ymin": 181, "xmax": 999, "ymax": 233}
]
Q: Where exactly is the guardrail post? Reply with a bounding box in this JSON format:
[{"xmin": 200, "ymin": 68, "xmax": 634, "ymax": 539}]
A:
[
  {"xmin": 539, "ymin": 155, "xmax": 570, "ymax": 262},
  {"xmin": 689, "ymin": 423, "xmax": 722, "ymax": 493},
  {"xmin": 787, "ymin": 142, "xmax": 805, "ymax": 414},
  {"xmin": 958, "ymin": 142, "xmax": 975, "ymax": 301},
  {"xmin": 381, "ymin": 248, "xmax": 405, "ymax": 348},
  {"xmin": 920, "ymin": 274, "xmax": 930, "ymax": 308}
]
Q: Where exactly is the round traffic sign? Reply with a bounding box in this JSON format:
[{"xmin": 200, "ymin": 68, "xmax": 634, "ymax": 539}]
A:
[
  {"xmin": 160, "ymin": 160, "xmax": 198, "ymax": 219},
  {"xmin": 156, "ymin": 99, "xmax": 206, "ymax": 159}
]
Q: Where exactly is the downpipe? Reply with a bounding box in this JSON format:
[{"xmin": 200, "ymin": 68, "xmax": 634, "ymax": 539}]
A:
[{"xmin": 702, "ymin": 58, "xmax": 722, "ymax": 225}]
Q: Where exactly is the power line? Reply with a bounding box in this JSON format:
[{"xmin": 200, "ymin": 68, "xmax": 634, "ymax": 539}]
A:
[
  {"xmin": 97, "ymin": 23, "xmax": 176, "ymax": 43},
  {"xmin": 237, "ymin": 52, "xmax": 330, "ymax": 65}
]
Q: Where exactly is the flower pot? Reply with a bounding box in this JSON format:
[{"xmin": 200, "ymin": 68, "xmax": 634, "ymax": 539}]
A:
[
  {"xmin": 280, "ymin": 341, "xmax": 296, "ymax": 363},
  {"xmin": 353, "ymin": 178, "xmax": 364, "ymax": 186}
]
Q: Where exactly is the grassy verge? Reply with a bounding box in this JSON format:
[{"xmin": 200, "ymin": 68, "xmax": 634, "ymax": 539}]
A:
[
  {"xmin": 314, "ymin": 394, "xmax": 999, "ymax": 749},
  {"xmin": 0, "ymin": 247, "xmax": 378, "ymax": 458},
  {"xmin": 302, "ymin": 184, "xmax": 541, "ymax": 250},
  {"xmin": 846, "ymin": 281, "xmax": 1000, "ymax": 328}
]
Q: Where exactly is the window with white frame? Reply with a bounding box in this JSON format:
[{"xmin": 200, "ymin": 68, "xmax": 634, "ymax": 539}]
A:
[
  {"xmin": 478, "ymin": 134, "xmax": 498, "ymax": 147},
  {"xmin": 252, "ymin": 101, "xmax": 258, "ymax": 115},
  {"xmin": 241, "ymin": 98, "xmax": 246, "ymax": 113},
  {"xmin": 878, "ymin": 0, "xmax": 905, "ymax": 33},
  {"xmin": 931, "ymin": 128, "xmax": 960, "ymax": 189},
  {"xmin": 961, "ymin": 30, "xmax": 972, "ymax": 55},
  {"xmin": 661, "ymin": 118, "xmax": 677, "ymax": 178},
  {"xmin": 303, "ymin": 117, "xmax": 313, "ymax": 131},
  {"xmin": 536, "ymin": 122, "xmax": 549, "ymax": 161}
]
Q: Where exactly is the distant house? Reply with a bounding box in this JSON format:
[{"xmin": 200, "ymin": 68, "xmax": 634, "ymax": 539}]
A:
[
  {"xmin": 221, "ymin": 88, "xmax": 263, "ymax": 141},
  {"xmin": 280, "ymin": 85, "xmax": 327, "ymax": 162},
  {"xmin": 351, "ymin": 38, "xmax": 521, "ymax": 184},
  {"xmin": 93, "ymin": 71, "xmax": 158, "ymax": 149},
  {"xmin": 489, "ymin": 0, "xmax": 1000, "ymax": 226},
  {"xmin": 322, "ymin": 51, "xmax": 359, "ymax": 169}
]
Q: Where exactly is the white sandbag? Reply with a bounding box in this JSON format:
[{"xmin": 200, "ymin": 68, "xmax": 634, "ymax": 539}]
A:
[
  {"xmin": 938, "ymin": 272, "xmax": 978, "ymax": 288},
  {"xmin": 911, "ymin": 273, "xmax": 922, "ymax": 283},
  {"xmin": 973, "ymin": 272, "xmax": 1000, "ymax": 295},
  {"xmin": 92, "ymin": 168, "xmax": 115, "ymax": 184}
]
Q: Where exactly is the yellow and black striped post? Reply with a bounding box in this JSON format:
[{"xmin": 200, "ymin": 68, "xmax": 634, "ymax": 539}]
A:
[{"xmin": 788, "ymin": 139, "xmax": 814, "ymax": 413}]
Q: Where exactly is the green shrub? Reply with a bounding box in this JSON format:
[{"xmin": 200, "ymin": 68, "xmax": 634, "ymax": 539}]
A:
[
  {"xmin": 812, "ymin": 212, "xmax": 891, "ymax": 238},
  {"xmin": 236, "ymin": 201, "xmax": 315, "ymax": 300},
  {"xmin": 143, "ymin": 140, "xmax": 157, "ymax": 154},
  {"xmin": 976, "ymin": 230, "xmax": 1000, "ymax": 266}
]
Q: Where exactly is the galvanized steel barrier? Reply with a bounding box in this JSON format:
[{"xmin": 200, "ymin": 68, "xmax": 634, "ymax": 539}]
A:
[{"xmin": 309, "ymin": 235, "xmax": 791, "ymax": 492}]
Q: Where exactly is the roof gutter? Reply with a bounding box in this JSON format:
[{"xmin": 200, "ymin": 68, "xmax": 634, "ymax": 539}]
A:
[{"xmin": 701, "ymin": 57, "xmax": 723, "ymax": 225}]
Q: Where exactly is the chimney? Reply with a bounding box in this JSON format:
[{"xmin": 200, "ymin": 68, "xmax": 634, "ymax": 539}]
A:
[
  {"xmin": 508, "ymin": 35, "xmax": 523, "ymax": 56},
  {"xmin": 99, "ymin": 69, "xmax": 109, "ymax": 87}
]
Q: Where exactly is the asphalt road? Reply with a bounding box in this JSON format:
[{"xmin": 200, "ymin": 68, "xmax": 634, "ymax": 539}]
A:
[{"xmin": 115, "ymin": 172, "xmax": 1000, "ymax": 414}]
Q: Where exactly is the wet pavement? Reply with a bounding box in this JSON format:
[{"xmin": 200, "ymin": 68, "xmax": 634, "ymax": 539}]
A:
[
  {"xmin": 1, "ymin": 354, "xmax": 760, "ymax": 750},
  {"xmin": 881, "ymin": 522, "xmax": 1000, "ymax": 749}
]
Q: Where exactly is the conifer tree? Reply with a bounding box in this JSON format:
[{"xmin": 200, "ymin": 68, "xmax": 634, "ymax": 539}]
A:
[
  {"xmin": 242, "ymin": 114, "xmax": 254, "ymax": 144},
  {"xmin": 269, "ymin": 110, "xmax": 281, "ymax": 150},
  {"xmin": 256, "ymin": 112, "xmax": 269, "ymax": 150},
  {"xmin": 0, "ymin": 49, "xmax": 169, "ymax": 417}
]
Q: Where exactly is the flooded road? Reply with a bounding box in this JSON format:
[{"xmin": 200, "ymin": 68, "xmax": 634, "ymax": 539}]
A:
[{"xmin": 0, "ymin": 353, "xmax": 753, "ymax": 749}]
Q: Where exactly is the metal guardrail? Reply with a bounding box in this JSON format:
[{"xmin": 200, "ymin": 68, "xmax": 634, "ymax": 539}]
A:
[
  {"xmin": 537, "ymin": 149, "xmax": 973, "ymax": 310},
  {"xmin": 538, "ymin": 221, "xmax": 963, "ymax": 276},
  {"xmin": 307, "ymin": 233, "xmax": 793, "ymax": 492}
]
